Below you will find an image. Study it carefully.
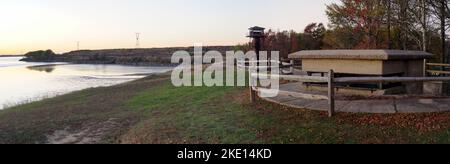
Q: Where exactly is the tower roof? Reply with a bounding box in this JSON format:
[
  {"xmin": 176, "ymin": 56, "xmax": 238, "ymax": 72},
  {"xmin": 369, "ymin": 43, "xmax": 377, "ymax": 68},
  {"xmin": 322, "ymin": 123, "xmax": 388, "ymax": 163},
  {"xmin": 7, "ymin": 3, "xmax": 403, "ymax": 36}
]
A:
[{"xmin": 249, "ymin": 26, "xmax": 265, "ymax": 31}]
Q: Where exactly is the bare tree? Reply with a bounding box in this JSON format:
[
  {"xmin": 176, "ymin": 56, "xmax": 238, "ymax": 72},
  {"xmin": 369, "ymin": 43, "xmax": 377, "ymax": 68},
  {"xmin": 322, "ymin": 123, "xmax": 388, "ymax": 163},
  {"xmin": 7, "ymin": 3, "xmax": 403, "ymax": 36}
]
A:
[
  {"xmin": 422, "ymin": 0, "xmax": 428, "ymax": 51},
  {"xmin": 429, "ymin": 0, "xmax": 449, "ymax": 63},
  {"xmin": 387, "ymin": 0, "xmax": 393, "ymax": 49}
]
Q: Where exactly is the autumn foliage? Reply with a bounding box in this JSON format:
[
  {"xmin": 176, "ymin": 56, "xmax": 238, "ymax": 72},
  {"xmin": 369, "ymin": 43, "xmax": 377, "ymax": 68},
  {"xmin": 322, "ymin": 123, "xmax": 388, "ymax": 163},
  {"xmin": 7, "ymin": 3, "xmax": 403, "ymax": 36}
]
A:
[{"xmin": 237, "ymin": 0, "xmax": 449, "ymax": 62}]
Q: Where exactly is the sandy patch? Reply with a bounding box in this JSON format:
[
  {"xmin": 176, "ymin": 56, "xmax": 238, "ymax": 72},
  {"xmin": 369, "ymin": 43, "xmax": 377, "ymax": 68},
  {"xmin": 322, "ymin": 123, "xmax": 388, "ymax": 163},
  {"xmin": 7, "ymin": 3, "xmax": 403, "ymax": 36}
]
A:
[{"xmin": 47, "ymin": 118, "xmax": 119, "ymax": 144}]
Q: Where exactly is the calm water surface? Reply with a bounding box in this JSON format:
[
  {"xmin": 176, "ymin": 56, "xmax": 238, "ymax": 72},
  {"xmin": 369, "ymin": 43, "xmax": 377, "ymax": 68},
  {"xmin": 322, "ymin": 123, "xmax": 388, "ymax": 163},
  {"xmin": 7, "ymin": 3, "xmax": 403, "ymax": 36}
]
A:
[{"xmin": 0, "ymin": 57, "xmax": 172, "ymax": 109}]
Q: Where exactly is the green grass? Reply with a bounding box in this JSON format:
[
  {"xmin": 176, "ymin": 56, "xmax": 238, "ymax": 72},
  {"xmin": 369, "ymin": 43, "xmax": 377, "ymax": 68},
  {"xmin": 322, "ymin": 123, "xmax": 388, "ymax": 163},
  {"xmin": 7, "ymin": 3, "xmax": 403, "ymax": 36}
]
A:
[
  {"xmin": 0, "ymin": 73, "xmax": 448, "ymax": 144},
  {"xmin": 123, "ymin": 83, "xmax": 259, "ymax": 143}
]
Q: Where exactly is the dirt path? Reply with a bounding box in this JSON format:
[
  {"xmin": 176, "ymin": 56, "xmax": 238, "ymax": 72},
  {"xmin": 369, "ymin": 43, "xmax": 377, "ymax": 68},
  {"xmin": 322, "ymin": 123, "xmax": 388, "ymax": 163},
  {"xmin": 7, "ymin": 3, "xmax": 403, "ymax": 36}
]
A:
[{"xmin": 47, "ymin": 118, "xmax": 119, "ymax": 144}]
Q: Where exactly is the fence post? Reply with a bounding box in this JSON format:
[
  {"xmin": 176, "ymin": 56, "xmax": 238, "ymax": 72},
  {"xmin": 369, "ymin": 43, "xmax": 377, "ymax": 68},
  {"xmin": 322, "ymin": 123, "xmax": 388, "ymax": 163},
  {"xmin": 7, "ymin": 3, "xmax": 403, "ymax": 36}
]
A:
[
  {"xmin": 423, "ymin": 59, "xmax": 427, "ymax": 77},
  {"xmin": 290, "ymin": 60, "xmax": 295, "ymax": 74},
  {"xmin": 328, "ymin": 70, "xmax": 335, "ymax": 117},
  {"xmin": 249, "ymin": 71, "xmax": 256, "ymax": 103}
]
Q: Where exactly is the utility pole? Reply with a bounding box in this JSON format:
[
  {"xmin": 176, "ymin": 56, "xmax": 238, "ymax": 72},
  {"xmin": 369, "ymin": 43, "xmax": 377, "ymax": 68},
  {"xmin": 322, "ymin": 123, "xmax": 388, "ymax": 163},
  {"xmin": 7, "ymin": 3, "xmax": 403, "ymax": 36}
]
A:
[
  {"xmin": 77, "ymin": 41, "xmax": 80, "ymax": 51},
  {"xmin": 135, "ymin": 33, "xmax": 141, "ymax": 48}
]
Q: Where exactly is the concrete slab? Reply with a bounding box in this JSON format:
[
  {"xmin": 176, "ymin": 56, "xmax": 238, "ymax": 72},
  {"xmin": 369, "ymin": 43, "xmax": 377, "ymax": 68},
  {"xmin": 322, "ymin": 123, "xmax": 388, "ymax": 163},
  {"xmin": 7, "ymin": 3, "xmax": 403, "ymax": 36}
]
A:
[
  {"xmin": 303, "ymin": 100, "xmax": 330, "ymax": 111},
  {"xmin": 339, "ymin": 100, "xmax": 396, "ymax": 113},
  {"xmin": 264, "ymin": 98, "xmax": 347, "ymax": 112},
  {"xmin": 261, "ymin": 82, "xmax": 449, "ymax": 114},
  {"xmin": 432, "ymin": 99, "xmax": 450, "ymax": 112},
  {"xmin": 267, "ymin": 94, "xmax": 299, "ymax": 103},
  {"xmin": 394, "ymin": 99, "xmax": 440, "ymax": 113},
  {"xmin": 284, "ymin": 99, "xmax": 328, "ymax": 111}
]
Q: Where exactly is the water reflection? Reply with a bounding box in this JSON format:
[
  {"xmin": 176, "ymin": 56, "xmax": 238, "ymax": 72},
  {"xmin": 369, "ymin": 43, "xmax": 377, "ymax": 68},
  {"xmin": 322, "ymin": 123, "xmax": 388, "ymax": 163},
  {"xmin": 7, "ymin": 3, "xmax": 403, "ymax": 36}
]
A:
[
  {"xmin": 27, "ymin": 64, "xmax": 58, "ymax": 73},
  {"xmin": 0, "ymin": 57, "xmax": 173, "ymax": 109}
]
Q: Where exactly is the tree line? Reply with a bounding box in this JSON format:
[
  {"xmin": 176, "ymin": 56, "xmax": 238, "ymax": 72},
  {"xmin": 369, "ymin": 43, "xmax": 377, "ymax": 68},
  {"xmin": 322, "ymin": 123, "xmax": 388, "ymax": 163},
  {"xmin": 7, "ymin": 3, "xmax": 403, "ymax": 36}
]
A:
[{"xmin": 237, "ymin": 0, "xmax": 450, "ymax": 62}]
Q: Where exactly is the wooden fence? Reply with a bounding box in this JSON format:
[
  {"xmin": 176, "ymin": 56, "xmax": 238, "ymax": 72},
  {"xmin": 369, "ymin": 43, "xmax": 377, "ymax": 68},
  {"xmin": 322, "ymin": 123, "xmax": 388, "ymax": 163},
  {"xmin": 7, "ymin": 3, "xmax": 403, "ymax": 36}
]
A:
[
  {"xmin": 425, "ymin": 62, "xmax": 450, "ymax": 76},
  {"xmin": 238, "ymin": 59, "xmax": 295, "ymax": 75},
  {"xmin": 251, "ymin": 70, "xmax": 450, "ymax": 117}
]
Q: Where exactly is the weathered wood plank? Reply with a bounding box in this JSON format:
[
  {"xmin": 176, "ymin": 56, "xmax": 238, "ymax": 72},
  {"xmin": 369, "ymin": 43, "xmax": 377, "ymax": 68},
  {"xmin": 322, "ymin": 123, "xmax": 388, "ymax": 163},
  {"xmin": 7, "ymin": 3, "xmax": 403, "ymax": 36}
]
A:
[
  {"xmin": 249, "ymin": 72, "xmax": 256, "ymax": 103},
  {"xmin": 252, "ymin": 73, "xmax": 328, "ymax": 83},
  {"xmin": 328, "ymin": 70, "xmax": 335, "ymax": 117},
  {"xmin": 423, "ymin": 59, "xmax": 427, "ymax": 77},
  {"xmin": 426, "ymin": 63, "xmax": 450, "ymax": 67},
  {"xmin": 334, "ymin": 76, "xmax": 450, "ymax": 83},
  {"xmin": 251, "ymin": 65, "xmax": 293, "ymax": 69},
  {"xmin": 256, "ymin": 88, "xmax": 328, "ymax": 100},
  {"xmin": 426, "ymin": 70, "xmax": 450, "ymax": 75},
  {"xmin": 237, "ymin": 65, "xmax": 293, "ymax": 69},
  {"xmin": 238, "ymin": 60, "xmax": 282, "ymax": 64},
  {"xmin": 290, "ymin": 60, "xmax": 295, "ymax": 74}
]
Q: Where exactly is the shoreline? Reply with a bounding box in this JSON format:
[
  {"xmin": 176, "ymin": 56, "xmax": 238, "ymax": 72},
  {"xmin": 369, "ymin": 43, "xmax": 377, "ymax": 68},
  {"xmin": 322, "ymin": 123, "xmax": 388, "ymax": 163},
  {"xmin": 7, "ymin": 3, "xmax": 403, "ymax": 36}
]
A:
[
  {"xmin": 19, "ymin": 46, "xmax": 233, "ymax": 67},
  {"xmin": 0, "ymin": 69, "xmax": 172, "ymax": 111},
  {"xmin": 21, "ymin": 60, "xmax": 178, "ymax": 67},
  {"xmin": 0, "ymin": 55, "xmax": 24, "ymax": 57},
  {"xmin": 24, "ymin": 61, "xmax": 178, "ymax": 67}
]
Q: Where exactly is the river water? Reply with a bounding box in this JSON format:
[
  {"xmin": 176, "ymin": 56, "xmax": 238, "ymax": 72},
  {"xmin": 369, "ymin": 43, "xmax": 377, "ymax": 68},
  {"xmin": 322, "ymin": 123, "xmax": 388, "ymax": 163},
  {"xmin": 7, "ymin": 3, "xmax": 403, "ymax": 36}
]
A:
[{"xmin": 0, "ymin": 56, "xmax": 173, "ymax": 109}]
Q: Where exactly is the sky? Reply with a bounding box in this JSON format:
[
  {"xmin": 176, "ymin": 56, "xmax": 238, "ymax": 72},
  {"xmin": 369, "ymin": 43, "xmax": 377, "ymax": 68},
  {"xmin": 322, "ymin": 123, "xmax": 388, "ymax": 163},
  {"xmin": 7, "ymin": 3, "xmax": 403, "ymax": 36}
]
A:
[{"xmin": 0, "ymin": 0, "xmax": 339, "ymax": 55}]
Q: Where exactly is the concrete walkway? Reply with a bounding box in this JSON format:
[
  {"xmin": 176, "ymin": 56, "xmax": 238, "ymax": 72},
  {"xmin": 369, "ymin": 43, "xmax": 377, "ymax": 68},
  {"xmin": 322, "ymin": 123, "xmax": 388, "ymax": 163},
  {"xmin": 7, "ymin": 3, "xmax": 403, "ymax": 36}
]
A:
[{"xmin": 260, "ymin": 82, "xmax": 450, "ymax": 114}]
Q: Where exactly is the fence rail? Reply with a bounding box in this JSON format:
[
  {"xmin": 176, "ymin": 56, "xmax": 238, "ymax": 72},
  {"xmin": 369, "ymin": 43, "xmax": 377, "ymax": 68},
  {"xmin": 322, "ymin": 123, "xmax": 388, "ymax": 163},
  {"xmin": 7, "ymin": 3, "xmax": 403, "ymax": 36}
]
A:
[
  {"xmin": 426, "ymin": 63, "xmax": 450, "ymax": 67},
  {"xmin": 334, "ymin": 77, "xmax": 450, "ymax": 83},
  {"xmin": 239, "ymin": 60, "xmax": 295, "ymax": 75},
  {"xmin": 427, "ymin": 70, "xmax": 450, "ymax": 75},
  {"xmin": 250, "ymin": 70, "xmax": 450, "ymax": 117},
  {"xmin": 425, "ymin": 62, "xmax": 450, "ymax": 76},
  {"xmin": 253, "ymin": 74, "xmax": 327, "ymax": 83}
]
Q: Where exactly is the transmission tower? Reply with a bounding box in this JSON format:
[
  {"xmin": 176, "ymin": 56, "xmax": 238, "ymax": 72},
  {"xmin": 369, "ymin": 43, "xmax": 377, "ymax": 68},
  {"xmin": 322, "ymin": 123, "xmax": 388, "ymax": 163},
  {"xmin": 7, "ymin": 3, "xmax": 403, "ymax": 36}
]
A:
[{"xmin": 135, "ymin": 33, "xmax": 140, "ymax": 48}]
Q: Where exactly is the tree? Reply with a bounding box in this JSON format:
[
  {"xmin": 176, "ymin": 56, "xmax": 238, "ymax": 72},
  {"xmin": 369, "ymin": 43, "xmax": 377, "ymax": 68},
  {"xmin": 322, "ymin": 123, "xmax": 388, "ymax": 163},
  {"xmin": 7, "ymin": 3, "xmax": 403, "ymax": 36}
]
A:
[
  {"xmin": 421, "ymin": 0, "xmax": 428, "ymax": 52},
  {"xmin": 21, "ymin": 50, "xmax": 57, "ymax": 62},
  {"xmin": 429, "ymin": 0, "xmax": 449, "ymax": 63},
  {"xmin": 326, "ymin": 0, "xmax": 388, "ymax": 49},
  {"xmin": 387, "ymin": 0, "xmax": 392, "ymax": 49},
  {"xmin": 325, "ymin": 0, "xmax": 445, "ymax": 54},
  {"xmin": 303, "ymin": 23, "xmax": 326, "ymax": 50},
  {"xmin": 235, "ymin": 24, "xmax": 327, "ymax": 59}
]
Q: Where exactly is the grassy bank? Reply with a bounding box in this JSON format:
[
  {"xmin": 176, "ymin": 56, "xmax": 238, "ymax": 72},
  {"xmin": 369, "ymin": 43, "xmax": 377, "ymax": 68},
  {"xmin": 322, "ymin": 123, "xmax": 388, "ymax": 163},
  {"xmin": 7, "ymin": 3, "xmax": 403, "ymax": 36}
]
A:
[{"xmin": 0, "ymin": 73, "xmax": 448, "ymax": 144}]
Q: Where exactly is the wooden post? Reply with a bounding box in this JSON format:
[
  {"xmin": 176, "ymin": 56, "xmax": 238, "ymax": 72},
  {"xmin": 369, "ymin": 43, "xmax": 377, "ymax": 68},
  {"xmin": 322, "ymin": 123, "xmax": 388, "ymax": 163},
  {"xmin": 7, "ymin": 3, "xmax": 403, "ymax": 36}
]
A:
[
  {"xmin": 378, "ymin": 75, "xmax": 384, "ymax": 90},
  {"xmin": 328, "ymin": 70, "xmax": 335, "ymax": 117},
  {"xmin": 249, "ymin": 71, "xmax": 256, "ymax": 103},
  {"xmin": 290, "ymin": 60, "xmax": 294, "ymax": 74},
  {"xmin": 423, "ymin": 59, "xmax": 427, "ymax": 77},
  {"xmin": 249, "ymin": 88, "xmax": 256, "ymax": 103}
]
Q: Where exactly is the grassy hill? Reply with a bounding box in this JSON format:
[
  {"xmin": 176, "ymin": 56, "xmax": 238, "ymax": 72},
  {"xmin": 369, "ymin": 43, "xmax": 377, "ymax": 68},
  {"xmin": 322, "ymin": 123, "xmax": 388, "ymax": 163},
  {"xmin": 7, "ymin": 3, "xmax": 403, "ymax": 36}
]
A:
[
  {"xmin": 0, "ymin": 73, "xmax": 448, "ymax": 144},
  {"xmin": 20, "ymin": 46, "xmax": 233, "ymax": 66}
]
